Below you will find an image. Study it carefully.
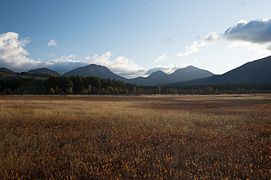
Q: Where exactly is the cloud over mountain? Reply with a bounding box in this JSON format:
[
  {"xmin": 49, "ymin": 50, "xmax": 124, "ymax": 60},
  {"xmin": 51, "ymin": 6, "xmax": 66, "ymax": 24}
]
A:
[
  {"xmin": 146, "ymin": 66, "xmax": 179, "ymax": 75},
  {"xmin": 83, "ymin": 52, "xmax": 146, "ymax": 78},
  {"xmin": 0, "ymin": 32, "xmax": 146, "ymax": 77},
  {"xmin": 47, "ymin": 53, "xmax": 146, "ymax": 78}
]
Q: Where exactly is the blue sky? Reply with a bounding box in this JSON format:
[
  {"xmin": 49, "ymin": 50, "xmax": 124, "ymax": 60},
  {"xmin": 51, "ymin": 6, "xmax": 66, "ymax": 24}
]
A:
[{"xmin": 0, "ymin": 0, "xmax": 271, "ymax": 78}]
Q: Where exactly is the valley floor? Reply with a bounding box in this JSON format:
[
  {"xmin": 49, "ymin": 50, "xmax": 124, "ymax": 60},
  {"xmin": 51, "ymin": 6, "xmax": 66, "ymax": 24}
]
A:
[{"xmin": 0, "ymin": 94, "xmax": 270, "ymax": 179}]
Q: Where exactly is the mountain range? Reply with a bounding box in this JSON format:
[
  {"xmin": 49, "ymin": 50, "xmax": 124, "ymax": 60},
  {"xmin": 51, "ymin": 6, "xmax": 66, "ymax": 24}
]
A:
[
  {"xmin": 130, "ymin": 66, "xmax": 214, "ymax": 86},
  {"xmin": 169, "ymin": 55, "xmax": 271, "ymax": 87},
  {"xmin": 1, "ymin": 55, "xmax": 271, "ymax": 86}
]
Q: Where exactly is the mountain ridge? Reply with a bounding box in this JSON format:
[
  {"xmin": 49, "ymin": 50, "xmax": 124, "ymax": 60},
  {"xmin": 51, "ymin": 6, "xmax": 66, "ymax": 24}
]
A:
[
  {"xmin": 28, "ymin": 68, "xmax": 60, "ymax": 77},
  {"xmin": 63, "ymin": 64, "xmax": 129, "ymax": 83},
  {"xmin": 130, "ymin": 66, "xmax": 214, "ymax": 86},
  {"xmin": 1, "ymin": 55, "xmax": 271, "ymax": 86},
  {"xmin": 169, "ymin": 55, "xmax": 271, "ymax": 87}
]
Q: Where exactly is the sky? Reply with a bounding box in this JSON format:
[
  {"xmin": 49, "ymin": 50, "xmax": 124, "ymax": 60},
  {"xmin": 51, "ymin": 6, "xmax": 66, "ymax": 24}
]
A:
[{"xmin": 0, "ymin": 0, "xmax": 271, "ymax": 78}]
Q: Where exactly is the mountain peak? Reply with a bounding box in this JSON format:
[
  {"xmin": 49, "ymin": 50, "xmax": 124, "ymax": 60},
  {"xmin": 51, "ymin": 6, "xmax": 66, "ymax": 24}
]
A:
[
  {"xmin": 64, "ymin": 63, "xmax": 127, "ymax": 82},
  {"xmin": 150, "ymin": 70, "xmax": 167, "ymax": 76},
  {"xmin": 131, "ymin": 66, "xmax": 214, "ymax": 86},
  {"xmin": 86, "ymin": 64, "xmax": 103, "ymax": 67},
  {"xmin": 0, "ymin": 67, "xmax": 14, "ymax": 74},
  {"xmin": 186, "ymin": 65, "xmax": 197, "ymax": 69},
  {"xmin": 174, "ymin": 65, "xmax": 200, "ymax": 72},
  {"xmin": 28, "ymin": 68, "xmax": 60, "ymax": 76}
]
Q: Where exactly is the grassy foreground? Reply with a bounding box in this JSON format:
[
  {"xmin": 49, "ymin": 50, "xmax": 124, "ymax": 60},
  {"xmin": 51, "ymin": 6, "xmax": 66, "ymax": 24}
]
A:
[{"xmin": 0, "ymin": 95, "xmax": 270, "ymax": 179}]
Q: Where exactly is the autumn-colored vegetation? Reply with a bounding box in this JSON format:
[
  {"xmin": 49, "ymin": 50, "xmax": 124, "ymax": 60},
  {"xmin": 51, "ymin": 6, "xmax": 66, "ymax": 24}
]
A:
[{"xmin": 0, "ymin": 95, "xmax": 270, "ymax": 179}]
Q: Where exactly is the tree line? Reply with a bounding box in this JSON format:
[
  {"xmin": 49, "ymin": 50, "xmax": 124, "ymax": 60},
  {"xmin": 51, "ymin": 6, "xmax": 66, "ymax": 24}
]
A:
[{"xmin": 0, "ymin": 76, "xmax": 271, "ymax": 95}]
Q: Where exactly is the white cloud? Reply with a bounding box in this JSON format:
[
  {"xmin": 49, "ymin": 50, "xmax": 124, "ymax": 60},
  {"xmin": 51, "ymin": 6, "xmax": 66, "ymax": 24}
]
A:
[
  {"xmin": 84, "ymin": 51, "xmax": 145, "ymax": 78},
  {"xmin": 177, "ymin": 32, "xmax": 221, "ymax": 57},
  {"xmin": 154, "ymin": 53, "xmax": 167, "ymax": 63},
  {"xmin": 204, "ymin": 32, "xmax": 220, "ymax": 42},
  {"xmin": 48, "ymin": 39, "xmax": 57, "ymax": 47},
  {"xmin": 229, "ymin": 41, "xmax": 270, "ymax": 57},
  {"xmin": 177, "ymin": 41, "xmax": 207, "ymax": 57},
  {"xmin": 46, "ymin": 55, "xmax": 86, "ymax": 74},
  {"xmin": 0, "ymin": 32, "xmax": 41, "ymax": 71},
  {"xmin": 46, "ymin": 52, "xmax": 146, "ymax": 77},
  {"xmin": 48, "ymin": 54, "xmax": 77, "ymax": 64}
]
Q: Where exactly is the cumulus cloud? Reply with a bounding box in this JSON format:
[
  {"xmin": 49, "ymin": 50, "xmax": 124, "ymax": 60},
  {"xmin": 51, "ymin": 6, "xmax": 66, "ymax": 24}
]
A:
[
  {"xmin": 204, "ymin": 32, "xmax": 221, "ymax": 42},
  {"xmin": 178, "ymin": 32, "xmax": 221, "ymax": 57},
  {"xmin": 224, "ymin": 19, "xmax": 271, "ymax": 54},
  {"xmin": 0, "ymin": 32, "xmax": 41, "ymax": 71},
  {"xmin": 0, "ymin": 32, "xmax": 79, "ymax": 72},
  {"xmin": 154, "ymin": 53, "xmax": 167, "ymax": 63},
  {"xmin": 83, "ymin": 52, "xmax": 145, "ymax": 78},
  {"xmin": 178, "ymin": 41, "xmax": 206, "ymax": 57},
  {"xmin": 224, "ymin": 19, "xmax": 271, "ymax": 43},
  {"xmin": 48, "ymin": 39, "xmax": 57, "ymax": 47}
]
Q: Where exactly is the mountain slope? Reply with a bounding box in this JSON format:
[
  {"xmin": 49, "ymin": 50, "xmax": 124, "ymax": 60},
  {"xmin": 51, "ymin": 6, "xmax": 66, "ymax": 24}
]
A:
[
  {"xmin": 0, "ymin": 67, "xmax": 14, "ymax": 74},
  {"xmin": 0, "ymin": 68, "xmax": 17, "ymax": 79},
  {"xmin": 169, "ymin": 55, "xmax": 271, "ymax": 87},
  {"xmin": 28, "ymin": 68, "xmax": 60, "ymax": 76},
  {"xmin": 64, "ymin": 64, "xmax": 127, "ymax": 82},
  {"xmin": 131, "ymin": 66, "xmax": 214, "ymax": 86},
  {"xmin": 162, "ymin": 66, "xmax": 214, "ymax": 85},
  {"xmin": 130, "ymin": 70, "xmax": 168, "ymax": 86}
]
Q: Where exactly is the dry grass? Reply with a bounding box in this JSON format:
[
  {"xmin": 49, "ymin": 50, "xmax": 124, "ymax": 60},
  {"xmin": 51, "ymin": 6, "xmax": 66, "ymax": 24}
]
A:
[{"xmin": 0, "ymin": 94, "xmax": 270, "ymax": 179}]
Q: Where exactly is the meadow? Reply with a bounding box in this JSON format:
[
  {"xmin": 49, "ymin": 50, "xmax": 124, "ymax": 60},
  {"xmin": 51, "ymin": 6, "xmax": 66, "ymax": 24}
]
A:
[{"xmin": 0, "ymin": 94, "xmax": 270, "ymax": 179}]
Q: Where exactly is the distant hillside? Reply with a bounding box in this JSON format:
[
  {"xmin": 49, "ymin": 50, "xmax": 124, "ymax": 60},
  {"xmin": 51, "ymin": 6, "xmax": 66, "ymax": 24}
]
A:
[
  {"xmin": 0, "ymin": 68, "xmax": 19, "ymax": 79},
  {"xmin": 162, "ymin": 66, "xmax": 214, "ymax": 84},
  {"xmin": 64, "ymin": 64, "xmax": 128, "ymax": 82},
  {"xmin": 170, "ymin": 56, "xmax": 271, "ymax": 87},
  {"xmin": 0, "ymin": 68, "xmax": 14, "ymax": 74},
  {"xmin": 28, "ymin": 68, "xmax": 60, "ymax": 77},
  {"xmin": 2, "ymin": 55, "xmax": 270, "ymax": 88},
  {"xmin": 0, "ymin": 67, "xmax": 59, "ymax": 80},
  {"xmin": 131, "ymin": 66, "xmax": 214, "ymax": 86},
  {"xmin": 130, "ymin": 70, "xmax": 168, "ymax": 86}
]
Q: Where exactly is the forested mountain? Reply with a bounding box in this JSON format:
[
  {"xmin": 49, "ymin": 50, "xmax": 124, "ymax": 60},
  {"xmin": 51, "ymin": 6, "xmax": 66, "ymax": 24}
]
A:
[
  {"xmin": 0, "ymin": 68, "xmax": 14, "ymax": 75},
  {"xmin": 28, "ymin": 68, "xmax": 60, "ymax": 77},
  {"xmin": 64, "ymin": 64, "xmax": 128, "ymax": 82}
]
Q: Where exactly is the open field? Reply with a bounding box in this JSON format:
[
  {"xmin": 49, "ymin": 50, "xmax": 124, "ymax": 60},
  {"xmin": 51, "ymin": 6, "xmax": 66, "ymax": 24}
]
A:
[{"xmin": 0, "ymin": 94, "xmax": 270, "ymax": 179}]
